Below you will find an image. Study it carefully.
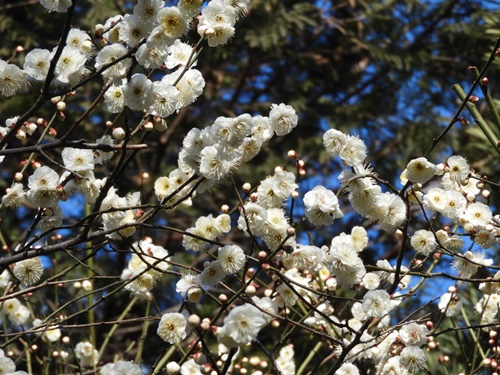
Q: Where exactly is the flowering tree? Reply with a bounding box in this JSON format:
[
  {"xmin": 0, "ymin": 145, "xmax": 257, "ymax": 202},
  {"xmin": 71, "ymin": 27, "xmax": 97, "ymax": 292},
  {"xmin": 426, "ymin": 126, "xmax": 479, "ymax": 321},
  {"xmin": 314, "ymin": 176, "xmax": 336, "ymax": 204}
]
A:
[{"xmin": 1, "ymin": 0, "xmax": 500, "ymax": 374}]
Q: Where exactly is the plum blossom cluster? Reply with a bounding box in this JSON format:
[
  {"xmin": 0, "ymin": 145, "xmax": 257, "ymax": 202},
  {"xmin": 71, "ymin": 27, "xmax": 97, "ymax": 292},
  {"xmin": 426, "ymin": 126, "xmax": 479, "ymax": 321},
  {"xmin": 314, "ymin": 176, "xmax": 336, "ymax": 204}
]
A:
[
  {"xmin": 120, "ymin": 238, "xmax": 171, "ymax": 297},
  {"xmin": 323, "ymin": 129, "xmax": 407, "ymax": 232}
]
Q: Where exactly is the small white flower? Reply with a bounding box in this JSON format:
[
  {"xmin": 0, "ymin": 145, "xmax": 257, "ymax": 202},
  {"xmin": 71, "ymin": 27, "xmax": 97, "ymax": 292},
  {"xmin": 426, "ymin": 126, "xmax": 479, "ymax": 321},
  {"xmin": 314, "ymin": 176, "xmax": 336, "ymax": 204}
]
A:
[
  {"xmin": 2, "ymin": 183, "xmax": 27, "ymax": 208},
  {"xmin": 339, "ymin": 136, "xmax": 366, "ymax": 166},
  {"xmin": 178, "ymin": 0, "xmax": 204, "ymax": 18},
  {"xmin": 362, "ymin": 289, "xmax": 393, "ymax": 318},
  {"xmin": 24, "ymin": 48, "xmax": 51, "ymax": 80},
  {"xmin": 100, "ymin": 360, "xmax": 143, "ymax": 375},
  {"xmin": 104, "ymin": 84, "xmax": 125, "ymax": 113},
  {"xmin": 405, "ymin": 157, "xmax": 436, "ymax": 184},
  {"xmin": 269, "ymin": 103, "xmax": 298, "ymax": 136},
  {"xmin": 54, "ymin": 47, "xmax": 87, "ymax": 84},
  {"xmin": 0, "ymin": 60, "xmax": 30, "ymax": 97},
  {"xmin": 410, "ymin": 230, "xmax": 436, "ymax": 255},
  {"xmin": 166, "ymin": 40, "xmax": 196, "ymax": 69},
  {"xmin": 75, "ymin": 341, "xmax": 98, "ymax": 368},
  {"xmin": 336, "ymin": 363, "xmax": 360, "ymax": 375},
  {"xmin": 123, "ymin": 73, "xmax": 154, "ymax": 111},
  {"xmin": 180, "ymin": 359, "xmax": 202, "ymax": 375},
  {"xmin": 2, "ymin": 298, "xmax": 21, "ymax": 315},
  {"xmin": 62, "ymin": 147, "xmax": 95, "ymax": 172},
  {"xmin": 39, "ymin": 0, "xmax": 72, "ymax": 12},
  {"xmin": 219, "ymin": 304, "xmax": 266, "ymax": 346},
  {"xmin": 399, "ymin": 322, "xmax": 428, "ymax": 346},
  {"xmin": 438, "ymin": 292, "xmax": 462, "ymax": 317},
  {"xmin": 218, "ymin": 245, "xmax": 245, "ymax": 274},
  {"xmin": 0, "ymin": 356, "xmax": 15, "ymax": 373},
  {"xmin": 156, "ymin": 6, "xmax": 189, "ymax": 40},
  {"xmin": 303, "ymin": 185, "xmax": 343, "ymax": 226},
  {"xmin": 95, "ymin": 44, "xmax": 132, "ymax": 82},
  {"xmin": 197, "ymin": 0, "xmax": 237, "ymax": 47},
  {"xmin": 362, "ymin": 272, "xmax": 381, "ymax": 290},
  {"xmin": 149, "ymin": 80, "xmax": 181, "ymax": 117},
  {"xmin": 447, "ymin": 155, "xmax": 469, "ymax": 183},
  {"xmin": 463, "ymin": 202, "xmax": 492, "ymax": 228},
  {"xmin": 398, "ymin": 346, "xmax": 427, "ymax": 374},
  {"xmin": 13, "ymin": 257, "xmax": 44, "ymax": 286},
  {"xmin": 453, "ymin": 251, "xmax": 492, "ymax": 278},
  {"xmin": 197, "ymin": 260, "xmax": 226, "ymax": 287},
  {"xmin": 119, "ymin": 14, "xmax": 149, "ymax": 47},
  {"xmin": 157, "ymin": 312, "xmax": 188, "ymax": 344}
]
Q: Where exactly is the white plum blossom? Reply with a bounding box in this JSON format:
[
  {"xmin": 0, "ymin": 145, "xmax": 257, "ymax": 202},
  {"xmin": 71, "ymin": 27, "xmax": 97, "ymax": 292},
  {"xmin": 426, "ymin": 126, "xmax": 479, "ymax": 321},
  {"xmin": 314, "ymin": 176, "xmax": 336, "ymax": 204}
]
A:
[
  {"xmin": 24, "ymin": 48, "xmax": 51, "ymax": 81},
  {"xmin": 438, "ymin": 292, "xmax": 462, "ymax": 317},
  {"xmin": 134, "ymin": 0, "xmax": 163, "ymax": 26},
  {"xmin": 39, "ymin": 0, "xmax": 72, "ymax": 12},
  {"xmin": 163, "ymin": 68, "xmax": 205, "ymax": 109},
  {"xmin": 166, "ymin": 40, "xmax": 196, "ymax": 69},
  {"xmin": 218, "ymin": 245, "xmax": 245, "ymax": 274},
  {"xmin": 178, "ymin": 0, "xmax": 204, "ymax": 18},
  {"xmin": 119, "ymin": 14, "xmax": 149, "ymax": 47},
  {"xmin": 339, "ymin": 136, "xmax": 367, "ymax": 166},
  {"xmin": 269, "ymin": 103, "xmax": 299, "ymax": 136},
  {"xmin": 100, "ymin": 360, "xmax": 143, "ymax": 375},
  {"xmin": 197, "ymin": 260, "xmax": 226, "ymax": 287},
  {"xmin": 447, "ymin": 155, "xmax": 469, "ymax": 183},
  {"xmin": 303, "ymin": 185, "xmax": 343, "ymax": 226},
  {"xmin": 405, "ymin": 157, "xmax": 436, "ymax": 184},
  {"xmin": 95, "ymin": 44, "xmax": 132, "ymax": 82},
  {"xmin": 27, "ymin": 166, "xmax": 60, "ymax": 208},
  {"xmin": 13, "ymin": 257, "xmax": 44, "ymax": 286},
  {"xmin": 410, "ymin": 229, "xmax": 436, "ymax": 255},
  {"xmin": 75, "ymin": 341, "xmax": 98, "ymax": 368},
  {"xmin": 123, "ymin": 73, "xmax": 154, "ymax": 111},
  {"xmin": 149, "ymin": 6, "xmax": 188, "ymax": 46},
  {"xmin": 0, "ymin": 60, "xmax": 30, "ymax": 97},
  {"xmin": 66, "ymin": 28, "xmax": 92, "ymax": 56},
  {"xmin": 337, "ymin": 363, "xmax": 360, "ymax": 375},
  {"xmin": 362, "ymin": 289, "xmax": 393, "ymax": 318},
  {"xmin": 463, "ymin": 202, "xmax": 492, "ymax": 228},
  {"xmin": 399, "ymin": 322, "xmax": 428, "ymax": 346},
  {"xmin": 453, "ymin": 251, "xmax": 492, "ymax": 278},
  {"xmin": 54, "ymin": 47, "xmax": 87, "ymax": 84},
  {"xmin": 62, "ymin": 147, "xmax": 95, "ymax": 172},
  {"xmin": 398, "ymin": 346, "xmax": 427, "ymax": 374},
  {"xmin": 104, "ymin": 84, "xmax": 125, "ymax": 113},
  {"xmin": 2, "ymin": 183, "xmax": 27, "ymax": 208},
  {"xmin": 323, "ymin": 128, "xmax": 347, "ymax": 157},
  {"xmin": 135, "ymin": 43, "xmax": 169, "ymax": 69},
  {"xmin": 149, "ymin": 80, "xmax": 181, "ymax": 117},
  {"xmin": 198, "ymin": 0, "xmax": 237, "ymax": 47},
  {"xmin": 218, "ymin": 304, "xmax": 266, "ymax": 346},
  {"xmin": 157, "ymin": 312, "xmax": 188, "ymax": 344}
]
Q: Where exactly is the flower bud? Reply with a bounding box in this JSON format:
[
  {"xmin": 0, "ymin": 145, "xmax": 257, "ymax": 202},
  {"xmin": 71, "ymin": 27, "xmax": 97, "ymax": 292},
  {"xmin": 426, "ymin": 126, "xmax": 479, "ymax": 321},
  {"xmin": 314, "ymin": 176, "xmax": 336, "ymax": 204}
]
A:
[
  {"xmin": 81, "ymin": 40, "xmax": 93, "ymax": 53},
  {"xmin": 166, "ymin": 361, "xmax": 181, "ymax": 375},
  {"xmin": 16, "ymin": 130, "xmax": 26, "ymax": 140},
  {"xmin": 82, "ymin": 280, "xmax": 92, "ymax": 291},
  {"xmin": 14, "ymin": 172, "xmax": 23, "ymax": 182},
  {"xmin": 112, "ymin": 127, "xmax": 125, "ymax": 140},
  {"xmin": 143, "ymin": 121, "xmax": 154, "ymax": 131},
  {"xmin": 37, "ymin": 118, "xmax": 47, "ymax": 127},
  {"xmin": 56, "ymin": 101, "xmax": 66, "ymax": 111}
]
